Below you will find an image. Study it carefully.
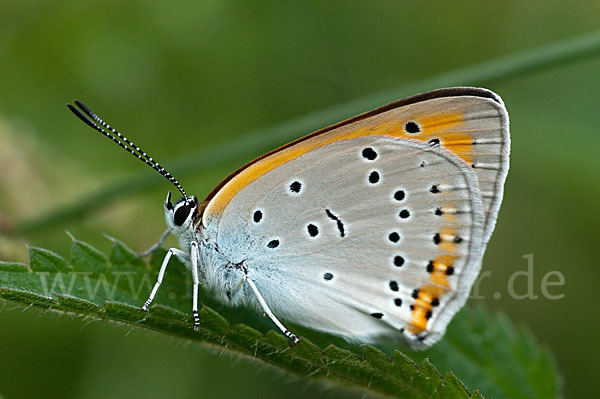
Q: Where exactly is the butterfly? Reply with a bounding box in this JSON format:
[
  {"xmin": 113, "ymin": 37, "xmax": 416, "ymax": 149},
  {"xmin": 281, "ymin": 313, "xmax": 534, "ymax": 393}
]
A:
[{"xmin": 68, "ymin": 87, "xmax": 509, "ymax": 349}]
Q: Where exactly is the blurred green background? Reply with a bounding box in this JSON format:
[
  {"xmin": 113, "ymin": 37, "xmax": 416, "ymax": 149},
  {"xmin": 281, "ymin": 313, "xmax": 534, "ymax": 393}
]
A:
[{"xmin": 1, "ymin": 1, "xmax": 599, "ymax": 398}]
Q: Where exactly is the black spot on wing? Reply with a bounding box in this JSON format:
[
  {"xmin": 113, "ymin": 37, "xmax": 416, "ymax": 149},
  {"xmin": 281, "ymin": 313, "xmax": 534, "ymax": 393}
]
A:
[
  {"xmin": 426, "ymin": 260, "xmax": 434, "ymax": 273},
  {"xmin": 361, "ymin": 147, "xmax": 377, "ymax": 161},
  {"xmin": 368, "ymin": 170, "xmax": 380, "ymax": 184},
  {"xmin": 394, "ymin": 189, "xmax": 405, "ymax": 201},
  {"xmin": 307, "ymin": 223, "xmax": 319, "ymax": 237},
  {"xmin": 388, "ymin": 232, "xmax": 400, "ymax": 243},
  {"xmin": 289, "ymin": 181, "xmax": 302, "ymax": 194},
  {"xmin": 399, "ymin": 209, "xmax": 410, "ymax": 219},
  {"xmin": 393, "ymin": 255, "xmax": 405, "ymax": 267},
  {"xmin": 405, "ymin": 121, "xmax": 421, "ymax": 134}
]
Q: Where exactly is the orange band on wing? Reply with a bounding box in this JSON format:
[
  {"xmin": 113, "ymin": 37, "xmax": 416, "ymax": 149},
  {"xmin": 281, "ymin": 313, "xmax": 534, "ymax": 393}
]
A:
[
  {"xmin": 439, "ymin": 226, "xmax": 459, "ymax": 253},
  {"xmin": 203, "ymin": 111, "xmax": 467, "ymax": 220},
  {"xmin": 407, "ymin": 255, "xmax": 457, "ymax": 334}
]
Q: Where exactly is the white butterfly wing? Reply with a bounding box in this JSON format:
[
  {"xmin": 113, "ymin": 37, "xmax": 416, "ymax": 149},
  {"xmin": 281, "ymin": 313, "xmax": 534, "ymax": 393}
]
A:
[{"xmin": 201, "ymin": 89, "xmax": 509, "ymax": 348}]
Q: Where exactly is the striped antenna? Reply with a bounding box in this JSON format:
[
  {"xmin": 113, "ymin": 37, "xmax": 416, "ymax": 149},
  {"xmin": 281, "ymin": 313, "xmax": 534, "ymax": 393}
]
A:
[{"xmin": 67, "ymin": 100, "xmax": 188, "ymax": 200}]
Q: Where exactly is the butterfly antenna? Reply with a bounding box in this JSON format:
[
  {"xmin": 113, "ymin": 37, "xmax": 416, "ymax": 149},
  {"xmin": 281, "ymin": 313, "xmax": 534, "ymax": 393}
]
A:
[{"xmin": 67, "ymin": 100, "xmax": 188, "ymax": 200}]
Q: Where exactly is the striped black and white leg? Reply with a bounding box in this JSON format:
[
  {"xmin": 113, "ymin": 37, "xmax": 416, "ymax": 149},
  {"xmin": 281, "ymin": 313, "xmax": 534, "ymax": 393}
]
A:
[
  {"xmin": 138, "ymin": 229, "xmax": 170, "ymax": 257},
  {"xmin": 245, "ymin": 275, "xmax": 299, "ymax": 344},
  {"xmin": 190, "ymin": 241, "xmax": 200, "ymax": 331},
  {"xmin": 142, "ymin": 247, "xmax": 187, "ymax": 311}
]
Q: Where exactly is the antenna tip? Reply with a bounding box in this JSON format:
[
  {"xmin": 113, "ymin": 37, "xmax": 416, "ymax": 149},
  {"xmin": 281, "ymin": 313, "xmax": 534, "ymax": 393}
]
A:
[{"xmin": 73, "ymin": 100, "xmax": 91, "ymax": 113}]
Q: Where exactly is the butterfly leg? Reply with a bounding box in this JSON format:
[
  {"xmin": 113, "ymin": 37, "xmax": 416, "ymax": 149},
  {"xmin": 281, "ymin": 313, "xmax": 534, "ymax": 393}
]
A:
[
  {"xmin": 142, "ymin": 247, "xmax": 188, "ymax": 311},
  {"xmin": 190, "ymin": 241, "xmax": 200, "ymax": 331},
  {"xmin": 138, "ymin": 228, "xmax": 170, "ymax": 257},
  {"xmin": 244, "ymin": 276, "xmax": 299, "ymax": 344}
]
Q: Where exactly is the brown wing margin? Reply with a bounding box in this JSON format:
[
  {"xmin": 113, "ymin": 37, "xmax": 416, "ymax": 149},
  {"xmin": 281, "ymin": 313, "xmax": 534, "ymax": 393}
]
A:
[{"xmin": 200, "ymin": 87, "xmax": 502, "ymax": 214}]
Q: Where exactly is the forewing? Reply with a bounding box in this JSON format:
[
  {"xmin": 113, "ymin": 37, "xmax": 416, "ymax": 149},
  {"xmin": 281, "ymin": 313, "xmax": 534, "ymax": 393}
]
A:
[{"xmin": 203, "ymin": 88, "xmax": 509, "ymax": 244}]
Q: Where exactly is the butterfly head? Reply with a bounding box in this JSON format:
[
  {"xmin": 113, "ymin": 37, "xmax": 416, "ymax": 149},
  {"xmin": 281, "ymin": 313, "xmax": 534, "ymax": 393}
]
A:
[
  {"xmin": 164, "ymin": 191, "xmax": 198, "ymax": 233},
  {"xmin": 66, "ymin": 100, "xmax": 197, "ymax": 234}
]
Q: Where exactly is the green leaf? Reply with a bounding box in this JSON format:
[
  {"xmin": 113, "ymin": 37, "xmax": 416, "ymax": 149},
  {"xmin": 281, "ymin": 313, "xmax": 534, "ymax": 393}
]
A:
[
  {"xmin": 363, "ymin": 345, "xmax": 390, "ymax": 371},
  {"xmin": 390, "ymin": 351, "xmax": 419, "ymax": 384},
  {"xmin": 54, "ymin": 293, "xmax": 104, "ymax": 315},
  {"xmin": 436, "ymin": 373, "xmax": 470, "ymax": 399},
  {"xmin": 199, "ymin": 305, "xmax": 230, "ymax": 337},
  {"xmin": 69, "ymin": 236, "xmax": 109, "ymax": 272},
  {"xmin": 0, "ymin": 239, "xmax": 560, "ymax": 398},
  {"xmin": 29, "ymin": 246, "xmax": 70, "ymax": 272},
  {"xmin": 0, "ymin": 261, "xmax": 29, "ymax": 273},
  {"xmin": 413, "ymin": 359, "xmax": 442, "ymax": 395},
  {"xmin": 106, "ymin": 236, "xmax": 147, "ymax": 269},
  {"xmin": 0, "ymin": 287, "xmax": 58, "ymax": 308}
]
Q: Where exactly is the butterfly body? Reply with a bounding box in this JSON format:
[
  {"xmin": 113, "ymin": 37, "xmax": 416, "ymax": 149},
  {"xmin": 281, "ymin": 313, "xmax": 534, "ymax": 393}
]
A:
[{"xmin": 68, "ymin": 87, "xmax": 509, "ymax": 349}]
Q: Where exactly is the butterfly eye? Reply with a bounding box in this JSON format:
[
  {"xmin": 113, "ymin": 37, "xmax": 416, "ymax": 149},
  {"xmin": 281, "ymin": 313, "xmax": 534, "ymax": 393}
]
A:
[
  {"xmin": 173, "ymin": 199, "xmax": 196, "ymax": 226},
  {"xmin": 173, "ymin": 205, "xmax": 190, "ymax": 226}
]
